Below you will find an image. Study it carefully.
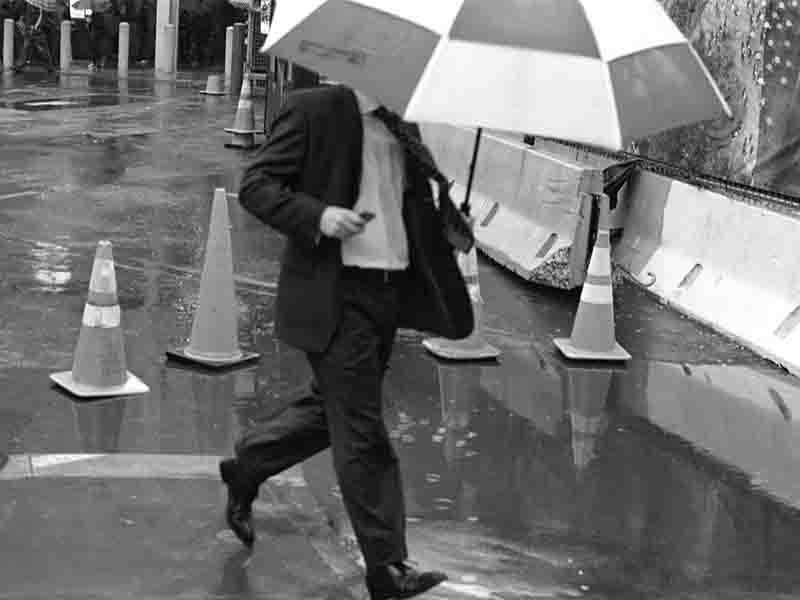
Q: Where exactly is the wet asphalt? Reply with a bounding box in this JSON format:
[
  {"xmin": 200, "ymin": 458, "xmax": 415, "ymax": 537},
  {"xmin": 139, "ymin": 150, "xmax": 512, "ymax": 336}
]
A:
[{"xmin": 1, "ymin": 66, "xmax": 800, "ymax": 600}]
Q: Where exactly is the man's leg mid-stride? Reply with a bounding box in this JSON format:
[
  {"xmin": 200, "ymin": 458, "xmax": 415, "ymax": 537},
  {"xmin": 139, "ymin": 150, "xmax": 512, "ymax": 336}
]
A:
[{"xmin": 220, "ymin": 272, "xmax": 446, "ymax": 598}]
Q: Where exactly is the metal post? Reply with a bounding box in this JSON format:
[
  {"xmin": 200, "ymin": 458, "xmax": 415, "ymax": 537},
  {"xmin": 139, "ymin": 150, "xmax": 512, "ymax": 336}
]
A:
[
  {"xmin": 224, "ymin": 25, "xmax": 233, "ymax": 92},
  {"xmin": 230, "ymin": 22, "xmax": 246, "ymax": 96},
  {"xmin": 59, "ymin": 20, "xmax": 71, "ymax": 73},
  {"xmin": 118, "ymin": 22, "xmax": 129, "ymax": 78},
  {"xmin": 3, "ymin": 18, "xmax": 13, "ymax": 72}
]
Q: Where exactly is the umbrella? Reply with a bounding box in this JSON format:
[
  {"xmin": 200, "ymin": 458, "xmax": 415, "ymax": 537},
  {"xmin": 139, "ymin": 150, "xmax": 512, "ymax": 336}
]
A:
[
  {"xmin": 261, "ymin": 0, "xmax": 731, "ymax": 152},
  {"xmin": 71, "ymin": 0, "xmax": 111, "ymax": 12},
  {"xmin": 24, "ymin": 0, "xmax": 59, "ymax": 13}
]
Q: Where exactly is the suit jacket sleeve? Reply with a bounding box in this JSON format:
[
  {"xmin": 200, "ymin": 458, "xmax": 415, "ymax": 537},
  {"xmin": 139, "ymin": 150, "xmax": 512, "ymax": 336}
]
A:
[{"xmin": 238, "ymin": 96, "xmax": 325, "ymax": 251}]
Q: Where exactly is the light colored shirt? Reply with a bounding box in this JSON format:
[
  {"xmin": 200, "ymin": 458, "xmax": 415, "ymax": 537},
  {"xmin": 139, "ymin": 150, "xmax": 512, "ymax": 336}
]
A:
[{"xmin": 340, "ymin": 90, "xmax": 409, "ymax": 270}]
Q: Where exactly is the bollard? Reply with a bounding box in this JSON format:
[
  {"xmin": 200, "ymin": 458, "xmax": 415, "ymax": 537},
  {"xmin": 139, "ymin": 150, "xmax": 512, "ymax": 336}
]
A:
[
  {"xmin": 155, "ymin": 23, "xmax": 176, "ymax": 78},
  {"xmin": 3, "ymin": 18, "xmax": 13, "ymax": 72},
  {"xmin": 230, "ymin": 22, "xmax": 246, "ymax": 97},
  {"xmin": 59, "ymin": 20, "xmax": 71, "ymax": 73},
  {"xmin": 224, "ymin": 25, "xmax": 233, "ymax": 92},
  {"xmin": 118, "ymin": 22, "xmax": 129, "ymax": 78}
]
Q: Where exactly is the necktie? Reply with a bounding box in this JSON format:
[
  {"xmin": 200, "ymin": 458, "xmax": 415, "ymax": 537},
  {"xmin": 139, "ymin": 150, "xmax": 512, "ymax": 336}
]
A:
[
  {"xmin": 371, "ymin": 106, "xmax": 474, "ymax": 252},
  {"xmin": 372, "ymin": 107, "xmax": 465, "ymax": 203}
]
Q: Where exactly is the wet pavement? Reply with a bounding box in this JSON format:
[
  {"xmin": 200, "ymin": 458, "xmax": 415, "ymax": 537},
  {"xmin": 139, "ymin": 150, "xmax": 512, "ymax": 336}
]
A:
[{"xmin": 1, "ymin": 69, "xmax": 800, "ymax": 600}]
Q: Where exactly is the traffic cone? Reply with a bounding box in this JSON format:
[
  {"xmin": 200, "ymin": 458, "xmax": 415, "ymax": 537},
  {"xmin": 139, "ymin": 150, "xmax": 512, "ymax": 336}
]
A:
[
  {"xmin": 166, "ymin": 188, "xmax": 260, "ymax": 368},
  {"xmin": 422, "ymin": 241, "xmax": 500, "ymax": 361},
  {"xmin": 50, "ymin": 241, "xmax": 149, "ymax": 398},
  {"xmin": 200, "ymin": 74, "xmax": 226, "ymax": 96},
  {"xmin": 224, "ymin": 77, "xmax": 259, "ymax": 149},
  {"xmin": 560, "ymin": 365, "xmax": 614, "ymax": 476},
  {"xmin": 554, "ymin": 194, "xmax": 630, "ymax": 361}
]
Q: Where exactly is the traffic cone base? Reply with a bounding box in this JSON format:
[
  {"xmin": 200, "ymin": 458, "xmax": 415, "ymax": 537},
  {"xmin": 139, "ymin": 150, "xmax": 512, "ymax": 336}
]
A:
[
  {"xmin": 166, "ymin": 347, "xmax": 260, "ymax": 369},
  {"xmin": 422, "ymin": 336, "xmax": 500, "ymax": 361},
  {"xmin": 224, "ymin": 126, "xmax": 259, "ymax": 134},
  {"xmin": 553, "ymin": 337, "xmax": 631, "ymax": 361},
  {"xmin": 165, "ymin": 188, "xmax": 261, "ymax": 370},
  {"xmin": 200, "ymin": 74, "xmax": 226, "ymax": 95},
  {"xmin": 50, "ymin": 240, "xmax": 149, "ymax": 398},
  {"xmin": 50, "ymin": 370, "xmax": 149, "ymax": 398}
]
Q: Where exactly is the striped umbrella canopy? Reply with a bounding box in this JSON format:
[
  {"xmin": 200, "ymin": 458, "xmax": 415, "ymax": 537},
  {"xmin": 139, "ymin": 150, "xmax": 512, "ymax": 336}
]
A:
[{"xmin": 261, "ymin": 0, "xmax": 732, "ymax": 150}]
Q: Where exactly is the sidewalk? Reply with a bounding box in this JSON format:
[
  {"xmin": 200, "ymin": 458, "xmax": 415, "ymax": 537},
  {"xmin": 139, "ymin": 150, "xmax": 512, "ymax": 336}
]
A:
[{"xmin": 0, "ymin": 458, "xmax": 366, "ymax": 599}]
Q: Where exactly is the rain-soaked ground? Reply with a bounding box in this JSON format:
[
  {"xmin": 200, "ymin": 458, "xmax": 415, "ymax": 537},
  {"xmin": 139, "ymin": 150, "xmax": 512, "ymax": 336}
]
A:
[{"xmin": 1, "ymin": 67, "xmax": 800, "ymax": 600}]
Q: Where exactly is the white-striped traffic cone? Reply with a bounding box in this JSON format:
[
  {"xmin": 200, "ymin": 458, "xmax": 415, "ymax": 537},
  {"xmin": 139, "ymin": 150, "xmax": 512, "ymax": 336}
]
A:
[
  {"xmin": 224, "ymin": 77, "xmax": 259, "ymax": 149},
  {"xmin": 422, "ymin": 240, "xmax": 500, "ymax": 361},
  {"xmin": 51, "ymin": 241, "xmax": 149, "ymax": 398},
  {"xmin": 554, "ymin": 194, "xmax": 630, "ymax": 361}
]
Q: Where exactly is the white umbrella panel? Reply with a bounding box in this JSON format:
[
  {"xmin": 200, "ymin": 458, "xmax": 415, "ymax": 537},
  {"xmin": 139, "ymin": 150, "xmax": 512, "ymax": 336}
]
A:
[{"xmin": 262, "ymin": 0, "xmax": 732, "ymax": 151}]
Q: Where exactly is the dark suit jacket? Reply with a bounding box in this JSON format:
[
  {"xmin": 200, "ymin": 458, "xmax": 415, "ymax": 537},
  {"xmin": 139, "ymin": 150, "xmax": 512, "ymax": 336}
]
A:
[{"xmin": 239, "ymin": 84, "xmax": 474, "ymax": 353}]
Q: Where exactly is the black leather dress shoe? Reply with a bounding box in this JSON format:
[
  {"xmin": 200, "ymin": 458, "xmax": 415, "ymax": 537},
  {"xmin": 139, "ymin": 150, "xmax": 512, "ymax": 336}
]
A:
[
  {"xmin": 366, "ymin": 562, "xmax": 447, "ymax": 600},
  {"xmin": 219, "ymin": 458, "xmax": 256, "ymax": 548}
]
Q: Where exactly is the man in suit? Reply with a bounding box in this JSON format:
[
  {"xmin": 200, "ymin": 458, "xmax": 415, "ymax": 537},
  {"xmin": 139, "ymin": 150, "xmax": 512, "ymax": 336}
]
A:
[{"xmin": 220, "ymin": 82, "xmax": 473, "ymax": 600}]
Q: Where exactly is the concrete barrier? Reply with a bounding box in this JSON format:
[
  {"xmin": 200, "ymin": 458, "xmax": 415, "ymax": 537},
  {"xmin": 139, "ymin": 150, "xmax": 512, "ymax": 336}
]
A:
[
  {"xmin": 615, "ymin": 170, "xmax": 800, "ymax": 377},
  {"xmin": 421, "ymin": 124, "xmax": 601, "ymax": 289}
]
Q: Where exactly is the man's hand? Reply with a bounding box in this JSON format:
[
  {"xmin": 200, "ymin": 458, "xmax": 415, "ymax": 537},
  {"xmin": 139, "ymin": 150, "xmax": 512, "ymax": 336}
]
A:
[{"xmin": 319, "ymin": 207, "xmax": 368, "ymax": 240}]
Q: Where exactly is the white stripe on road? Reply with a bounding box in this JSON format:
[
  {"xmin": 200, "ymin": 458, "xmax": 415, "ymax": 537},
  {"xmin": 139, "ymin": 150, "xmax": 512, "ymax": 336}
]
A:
[
  {"xmin": 0, "ymin": 453, "xmax": 305, "ymax": 486},
  {"xmin": 0, "ymin": 190, "xmax": 41, "ymax": 201}
]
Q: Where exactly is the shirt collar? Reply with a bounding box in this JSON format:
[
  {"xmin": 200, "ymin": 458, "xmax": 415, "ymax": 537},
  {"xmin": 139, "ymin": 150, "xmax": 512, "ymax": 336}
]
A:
[{"xmin": 352, "ymin": 88, "xmax": 380, "ymax": 114}]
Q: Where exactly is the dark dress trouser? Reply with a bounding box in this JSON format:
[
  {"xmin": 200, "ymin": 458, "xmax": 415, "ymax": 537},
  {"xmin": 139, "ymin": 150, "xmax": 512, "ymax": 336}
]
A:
[{"xmin": 234, "ymin": 271, "xmax": 408, "ymax": 570}]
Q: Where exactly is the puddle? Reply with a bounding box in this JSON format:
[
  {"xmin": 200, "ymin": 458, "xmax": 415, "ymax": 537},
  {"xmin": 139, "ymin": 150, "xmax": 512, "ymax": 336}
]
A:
[{"xmin": 2, "ymin": 94, "xmax": 141, "ymax": 111}]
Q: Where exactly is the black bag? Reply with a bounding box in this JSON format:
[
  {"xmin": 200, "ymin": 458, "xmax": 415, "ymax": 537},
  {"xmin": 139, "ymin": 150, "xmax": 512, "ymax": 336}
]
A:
[{"xmin": 437, "ymin": 181, "xmax": 474, "ymax": 254}]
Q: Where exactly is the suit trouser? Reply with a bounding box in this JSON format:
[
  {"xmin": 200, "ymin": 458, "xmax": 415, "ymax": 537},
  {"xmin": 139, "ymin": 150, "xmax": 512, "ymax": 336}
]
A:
[{"xmin": 234, "ymin": 270, "xmax": 408, "ymax": 570}]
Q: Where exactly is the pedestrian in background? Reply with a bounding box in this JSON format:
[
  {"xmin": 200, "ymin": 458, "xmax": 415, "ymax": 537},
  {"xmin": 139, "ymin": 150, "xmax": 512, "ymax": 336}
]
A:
[
  {"xmin": 85, "ymin": 0, "xmax": 112, "ymax": 71},
  {"xmin": 220, "ymin": 82, "xmax": 473, "ymax": 600},
  {"xmin": 14, "ymin": 4, "xmax": 56, "ymax": 73}
]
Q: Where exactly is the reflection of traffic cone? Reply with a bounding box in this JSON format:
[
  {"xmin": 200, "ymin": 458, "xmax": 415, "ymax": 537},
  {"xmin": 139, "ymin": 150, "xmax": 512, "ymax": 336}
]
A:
[
  {"xmin": 437, "ymin": 362, "xmax": 481, "ymax": 430},
  {"xmin": 51, "ymin": 241, "xmax": 149, "ymax": 398},
  {"xmin": 72, "ymin": 396, "xmax": 126, "ymax": 452},
  {"xmin": 423, "ymin": 242, "xmax": 500, "ymax": 360},
  {"xmin": 166, "ymin": 188, "xmax": 260, "ymax": 368},
  {"xmin": 200, "ymin": 74, "xmax": 226, "ymax": 96},
  {"xmin": 561, "ymin": 366, "xmax": 614, "ymax": 474},
  {"xmin": 224, "ymin": 77, "xmax": 259, "ymax": 149},
  {"xmin": 437, "ymin": 362, "xmax": 481, "ymax": 464},
  {"xmin": 554, "ymin": 194, "xmax": 630, "ymax": 361}
]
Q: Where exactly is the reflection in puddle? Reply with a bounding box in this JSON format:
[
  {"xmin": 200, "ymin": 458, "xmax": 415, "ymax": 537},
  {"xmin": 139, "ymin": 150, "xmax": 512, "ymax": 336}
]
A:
[{"xmin": 378, "ymin": 343, "xmax": 800, "ymax": 598}]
